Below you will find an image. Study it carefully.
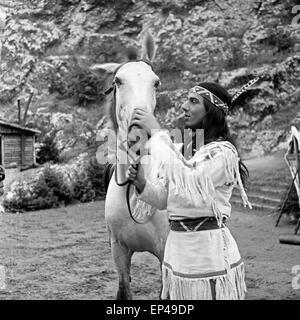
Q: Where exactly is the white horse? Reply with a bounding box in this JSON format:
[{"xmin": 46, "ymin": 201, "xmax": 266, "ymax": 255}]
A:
[{"xmin": 92, "ymin": 33, "xmax": 169, "ymax": 300}]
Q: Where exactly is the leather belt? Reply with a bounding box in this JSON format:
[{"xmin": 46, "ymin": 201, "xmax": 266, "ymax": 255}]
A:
[{"xmin": 169, "ymin": 216, "xmax": 226, "ymax": 232}]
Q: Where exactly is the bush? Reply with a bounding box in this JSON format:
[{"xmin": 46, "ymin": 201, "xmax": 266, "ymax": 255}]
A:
[
  {"xmin": 3, "ymin": 181, "xmax": 35, "ymax": 213},
  {"xmin": 65, "ymin": 62, "xmax": 106, "ymax": 106},
  {"xmin": 36, "ymin": 131, "xmax": 60, "ymax": 164},
  {"xmin": 34, "ymin": 165, "xmax": 74, "ymax": 205},
  {"xmin": 73, "ymin": 174, "xmax": 96, "ymax": 203},
  {"xmin": 47, "ymin": 57, "xmax": 106, "ymax": 106},
  {"xmin": 3, "ymin": 165, "xmax": 74, "ymax": 212},
  {"xmin": 3, "ymin": 155, "xmax": 106, "ymax": 212},
  {"xmin": 73, "ymin": 156, "xmax": 106, "ymax": 202}
]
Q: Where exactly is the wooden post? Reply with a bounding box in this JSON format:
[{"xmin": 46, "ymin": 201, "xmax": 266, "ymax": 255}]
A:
[
  {"xmin": 17, "ymin": 99, "xmax": 21, "ymax": 125},
  {"xmin": 19, "ymin": 92, "xmax": 33, "ymax": 169},
  {"xmin": 23, "ymin": 92, "xmax": 34, "ymax": 126}
]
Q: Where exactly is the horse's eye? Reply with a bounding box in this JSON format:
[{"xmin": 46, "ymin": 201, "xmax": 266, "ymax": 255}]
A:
[
  {"xmin": 154, "ymin": 80, "xmax": 161, "ymax": 89},
  {"xmin": 114, "ymin": 77, "xmax": 122, "ymax": 87}
]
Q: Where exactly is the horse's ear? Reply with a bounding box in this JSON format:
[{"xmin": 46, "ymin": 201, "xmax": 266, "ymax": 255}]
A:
[
  {"xmin": 90, "ymin": 63, "xmax": 120, "ymax": 74},
  {"xmin": 141, "ymin": 30, "xmax": 156, "ymax": 62}
]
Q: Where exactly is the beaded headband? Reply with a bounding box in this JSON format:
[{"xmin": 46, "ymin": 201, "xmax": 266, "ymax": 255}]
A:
[{"xmin": 190, "ymin": 86, "xmax": 229, "ymax": 115}]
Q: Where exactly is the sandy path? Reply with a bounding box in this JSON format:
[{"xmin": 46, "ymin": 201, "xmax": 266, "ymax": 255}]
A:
[{"xmin": 0, "ymin": 200, "xmax": 299, "ymax": 300}]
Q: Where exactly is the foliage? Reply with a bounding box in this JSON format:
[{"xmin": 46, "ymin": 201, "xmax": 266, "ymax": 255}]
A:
[
  {"xmin": 31, "ymin": 165, "xmax": 74, "ymax": 207},
  {"xmin": 4, "ymin": 155, "xmax": 106, "ymax": 212},
  {"xmin": 156, "ymin": 93, "xmax": 174, "ymax": 113},
  {"xmin": 73, "ymin": 156, "xmax": 106, "ymax": 202},
  {"xmin": 3, "ymin": 165, "xmax": 73, "ymax": 212},
  {"xmin": 47, "ymin": 57, "xmax": 106, "ymax": 106},
  {"xmin": 36, "ymin": 131, "xmax": 60, "ymax": 164},
  {"xmin": 64, "ymin": 60, "xmax": 106, "ymax": 106},
  {"xmin": 261, "ymin": 29, "xmax": 296, "ymax": 53}
]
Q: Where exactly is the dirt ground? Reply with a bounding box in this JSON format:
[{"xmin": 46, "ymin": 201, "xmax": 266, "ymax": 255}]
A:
[
  {"xmin": 0, "ymin": 200, "xmax": 299, "ymax": 300},
  {"xmin": 0, "ymin": 151, "xmax": 299, "ymax": 300}
]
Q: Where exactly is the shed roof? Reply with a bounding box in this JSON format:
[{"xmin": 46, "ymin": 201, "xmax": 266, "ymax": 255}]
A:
[{"xmin": 0, "ymin": 119, "xmax": 41, "ymax": 134}]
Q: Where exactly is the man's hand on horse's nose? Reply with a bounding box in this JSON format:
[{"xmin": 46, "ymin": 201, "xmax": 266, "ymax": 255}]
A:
[{"xmin": 131, "ymin": 109, "xmax": 161, "ymax": 135}]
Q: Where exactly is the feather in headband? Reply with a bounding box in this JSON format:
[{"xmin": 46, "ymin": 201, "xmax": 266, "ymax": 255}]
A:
[{"xmin": 231, "ymin": 76, "xmax": 261, "ymax": 104}]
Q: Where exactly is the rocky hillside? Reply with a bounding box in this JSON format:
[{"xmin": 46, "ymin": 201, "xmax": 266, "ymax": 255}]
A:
[{"xmin": 1, "ymin": 0, "xmax": 300, "ymax": 160}]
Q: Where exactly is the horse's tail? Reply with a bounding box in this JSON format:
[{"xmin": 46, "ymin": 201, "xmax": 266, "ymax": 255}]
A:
[{"xmin": 103, "ymin": 163, "xmax": 115, "ymax": 192}]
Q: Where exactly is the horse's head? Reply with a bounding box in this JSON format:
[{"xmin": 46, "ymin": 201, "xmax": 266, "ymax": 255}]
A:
[{"xmin": 91, "ymin": 32, "xmax": 160, "ymax": 136}]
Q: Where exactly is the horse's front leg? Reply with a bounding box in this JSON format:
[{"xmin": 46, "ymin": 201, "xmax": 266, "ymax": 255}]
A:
[{"xmin": 111, "ymin": 239, "xmax": 133, "ymax": 300}]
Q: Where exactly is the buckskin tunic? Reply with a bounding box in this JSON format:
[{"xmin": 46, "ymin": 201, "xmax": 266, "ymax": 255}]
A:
[{"xmin": 132, "ymin": 130, "xmax": 250, "ymax": 300}]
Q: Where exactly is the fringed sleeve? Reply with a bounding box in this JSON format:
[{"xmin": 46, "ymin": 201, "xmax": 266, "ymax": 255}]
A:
[
  {"xmin": 145, "ymin": 131, "xmax": 251, "ymax": 225},
  {"xmin": 129, "ymin": 152, "xmax": 168, "ymax": 222},
  {"xmin": 136, "ymin": 175, "xmax": 168, "ymax": 210}
]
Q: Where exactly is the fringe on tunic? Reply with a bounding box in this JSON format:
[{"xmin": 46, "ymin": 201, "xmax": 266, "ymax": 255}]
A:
[{"xmin": 161, "ymin": 260, "xmax": 247, "ymax": 300}]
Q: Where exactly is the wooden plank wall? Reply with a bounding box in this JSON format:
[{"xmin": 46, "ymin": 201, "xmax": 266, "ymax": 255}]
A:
[
  {"xmin": 3, "ymin": 135, "xmax": 34, "ymax": 167},
  {"xmin": 0, "ymin": 124, "xmax": 36, "ymax": 168}
]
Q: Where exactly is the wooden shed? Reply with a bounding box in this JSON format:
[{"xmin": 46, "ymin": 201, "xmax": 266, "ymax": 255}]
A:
[{"xmin": 0, "ymin": 120, "xmax": 40, "ymax": 169}]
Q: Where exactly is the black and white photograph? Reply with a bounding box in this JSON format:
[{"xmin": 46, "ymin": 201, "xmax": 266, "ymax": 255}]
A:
[{"xmin": 0, "ymin": 0, "xmax": 299, "ymax": 304}]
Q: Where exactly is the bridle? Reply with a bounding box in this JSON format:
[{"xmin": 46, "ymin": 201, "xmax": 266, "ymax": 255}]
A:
[{"xmin": 106, "ymin": 59, "xmax": 155, "ymax": 224}]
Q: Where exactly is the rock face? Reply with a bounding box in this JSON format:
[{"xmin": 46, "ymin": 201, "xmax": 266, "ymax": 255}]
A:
[{"xmin": 1, "ymin": 0, "xmax": 300, "ymax": 158}]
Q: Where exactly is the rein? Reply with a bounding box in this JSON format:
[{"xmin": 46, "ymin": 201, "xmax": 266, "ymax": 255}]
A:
[
  {"xmin": 113, "ymin": 124, "xmax": 148, "ymax": 225},
  {"xmin": 114, "ymin": 163, "xmax": 144, "ymax": 224}
]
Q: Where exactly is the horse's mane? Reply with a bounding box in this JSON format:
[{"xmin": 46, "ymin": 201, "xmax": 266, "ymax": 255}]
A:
[{"xmin": 105, "ymin": 86, "xmax": 118, "ymax": 132}]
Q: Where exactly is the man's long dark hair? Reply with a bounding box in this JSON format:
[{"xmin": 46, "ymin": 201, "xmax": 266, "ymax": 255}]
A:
[{"xmin": 192, "ymin": 82, "xmax": 249, "ymax": 185}]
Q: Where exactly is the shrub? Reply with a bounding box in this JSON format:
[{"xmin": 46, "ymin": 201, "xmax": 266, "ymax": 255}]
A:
[
  {"xmin": 73, "ymin": 156, "xmax": 105, "ymax": 202},
  {"xmin": 65, "ymin": 62, "xmax": 106, "ymax": 106},
  {"xmin": 47, "ymin": 57, "xmax": 106, "ymax": 106},
  {"xmin": 86, "ymin": 156, "xmax": 106, "ymax": 198},
  {"xmin": 36, "ymin": 131, "xmax": 60, "ymax": 164},
  {"xmin": 3, "ymin": 165, "xmax": 74, "ymax": 212},
  {"xmin": 73, "ymin": 174, "xmax": 96, "ymax": 203},
  {"xmin": 3, "ymin": 181, "xmax": 36, "ymax": 213},
  {"xmin": 34, "ymin": 165, "xmax": 74, "ymax": 205},
  {"xmin": 156, "ymin": 93, "xmax": 174, "ymax": 113},
  {"xmin": 4, "ymin": 155, "xmax": 106, "ymax": 212}
]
